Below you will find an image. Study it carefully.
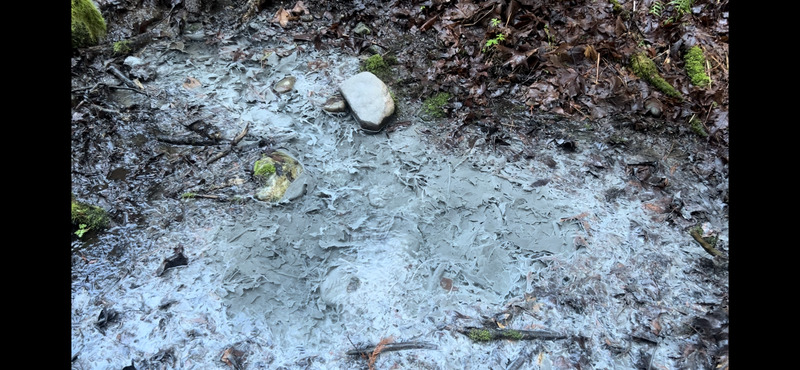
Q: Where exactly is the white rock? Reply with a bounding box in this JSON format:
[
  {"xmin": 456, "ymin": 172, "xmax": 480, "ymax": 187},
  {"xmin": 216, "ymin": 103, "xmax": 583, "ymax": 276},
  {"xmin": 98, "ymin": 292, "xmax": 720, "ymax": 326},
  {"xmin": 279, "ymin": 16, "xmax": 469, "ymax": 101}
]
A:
[{"xmin": 339, "ymin": 72, "xmax": 394, "ymax": 132}]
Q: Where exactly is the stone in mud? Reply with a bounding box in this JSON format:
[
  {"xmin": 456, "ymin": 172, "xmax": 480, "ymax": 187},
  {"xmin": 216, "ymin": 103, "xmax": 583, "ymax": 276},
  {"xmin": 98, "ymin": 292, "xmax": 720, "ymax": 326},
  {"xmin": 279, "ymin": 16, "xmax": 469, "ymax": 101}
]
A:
[
  {"xmin": 322, "ymin": 96, "xmax": 347, "ymax": 112},
  {"xmin": 274, "ymin": 76, "xmax": 296, "ymax": 94},
  {"xmin": 253, "ymin": 150, "xmax": 305, "ymax": 203},
  {"xmin": 339, "ymin": 72, "xmax": 394, "ymax": 132}
]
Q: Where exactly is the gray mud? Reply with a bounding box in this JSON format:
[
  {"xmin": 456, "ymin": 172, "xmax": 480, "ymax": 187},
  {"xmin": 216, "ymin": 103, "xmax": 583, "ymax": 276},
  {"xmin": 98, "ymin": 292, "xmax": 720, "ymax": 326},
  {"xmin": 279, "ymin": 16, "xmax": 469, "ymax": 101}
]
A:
[{"xmin": 71, "ymin": 8, "xmax": 728, "ymax": 370}]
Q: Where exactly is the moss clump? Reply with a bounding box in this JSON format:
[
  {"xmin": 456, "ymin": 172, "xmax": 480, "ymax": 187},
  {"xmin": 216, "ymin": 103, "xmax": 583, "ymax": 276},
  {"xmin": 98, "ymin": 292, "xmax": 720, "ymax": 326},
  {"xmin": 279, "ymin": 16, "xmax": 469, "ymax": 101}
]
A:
[
  {"xmin": 609, "ymin": 0, "xmax": 623, "ymax": 13},
  {"xmin": 467, "ymin": 329, "xmax": 492, "ymax": 342},
  {"xmin": 690, "ymin": 224, "xmax": 717, "ymax": 247},
  {"xmin": 423, "ymin": 92, "xmax": 451, "ymax": 119},
  {"xmin": 253, "ymin": 157, "xmax": 277, "ymax": 179},
  {"xmin": 72, "ymin": 0, "xmax": 107, "ymax": 48},
  {"xmin": 362, "ymin": 54, "xmax": 391, "ymax": 80},
  {"xmin": 630, "ymin": 52, "xmax": 682, "ymax": 99},
  {"xmin": 71, "ymin": 195, "xmax": 109, "ymax": 232},
  {"xmin": 501, "ymin": 330, "xmax": 523, "ymax": 340},
  {"xmin": 689, "ymin": 116, "xmax": 707, "ymax": 137},
  {"xmin": 684, "ymin": 46, "xmax": 711, "ymax": 87},
  {"xmin": 113, "ymin": 40, "xmax": 132, "ymax": 55}
]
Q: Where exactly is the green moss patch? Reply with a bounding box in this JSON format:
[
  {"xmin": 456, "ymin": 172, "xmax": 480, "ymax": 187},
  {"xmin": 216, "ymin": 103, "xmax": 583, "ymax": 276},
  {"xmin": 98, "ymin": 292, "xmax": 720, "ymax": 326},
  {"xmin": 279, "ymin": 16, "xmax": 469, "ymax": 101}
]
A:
[
  {"xmin": 72, "ymin": 0, "xmax": 107, "ymax": 48},
  {"xmin": 253, "ymin": 157, "xmax": 277, "ymax": 179},
  {"xmin": 253, "ymin": 151, "xmax": 303, "ymax": 203},
  {"xmin": 689, "ymin": 116, "xmax": 707, "ymax": 137},
  {"xmin": 71, "ymin": 195, "xmax": 109, "ymax": 236},
  {"xmin": 467, "ymin": 329, "xmax": 492, "ymax": 342},
  {"xmin": 423, "ymin": 92, "xmax": 451, "ymax": 119},
  {"xmin": 684, "ymin": 46, "xmax": 711, "ymax": 87},
  {"xmin": 113, "ymin": 40, "xmax": 132, "ymax": 55},
  {"xmin": 361, "ymin": 54, "xmax": 391, "ymax": 80},
  {"xmin": 630, "ymin": 52, "xmax": 682, "ymax": 99}
]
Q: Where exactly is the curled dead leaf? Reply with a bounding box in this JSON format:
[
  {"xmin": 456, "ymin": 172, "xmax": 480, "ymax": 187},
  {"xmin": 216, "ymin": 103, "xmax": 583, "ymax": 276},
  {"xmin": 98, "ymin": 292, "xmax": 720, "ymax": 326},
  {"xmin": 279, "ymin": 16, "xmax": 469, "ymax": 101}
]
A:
[{"xmin": 273, "ymin": 7, "xmax": 291, "ymax": 28}]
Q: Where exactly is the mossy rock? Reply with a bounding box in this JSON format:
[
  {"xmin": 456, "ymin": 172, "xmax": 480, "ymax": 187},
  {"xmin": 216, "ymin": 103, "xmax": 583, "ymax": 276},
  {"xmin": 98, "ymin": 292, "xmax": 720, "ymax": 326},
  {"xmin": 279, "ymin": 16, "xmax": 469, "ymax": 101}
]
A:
[
  {"xmin": 71, "ymin": 195, "xmax": 109, "ymax": 232},
  {"xmin": 72, "ymin": 0, "xmax": 107, "ymax": 48},
  {"xmin": 630, "ymin": 52, "xmax": 682, "ymax": 99},
  {"xmin": 253, "ymin": 150, "xmax": 305, "ymax": 203}
]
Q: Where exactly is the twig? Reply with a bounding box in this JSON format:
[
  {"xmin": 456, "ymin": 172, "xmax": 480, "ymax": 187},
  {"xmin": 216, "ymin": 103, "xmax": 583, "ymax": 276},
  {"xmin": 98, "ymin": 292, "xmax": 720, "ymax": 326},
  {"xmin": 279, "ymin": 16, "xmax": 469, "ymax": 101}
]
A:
[
  {"xmin": 107, "ymin": 65, "xmax": 140, "ymax": 90},
  {"xmin": 595, "ymin": 53, "xmax": 600, "ymax": 85},
  {"xmin": 689, "ymin": 229, "xmax": 724, "ymax": 258},
  {"xmin": 345, "ymin": 340, "xmax": 437, "ymax": 356},
  {"xmin": 156, "ymin": 134, "xmax": 221, "ymax": 146},
  {"xmin": 207, "ymin": 121, "xmax": 250, "ymax": 164}
]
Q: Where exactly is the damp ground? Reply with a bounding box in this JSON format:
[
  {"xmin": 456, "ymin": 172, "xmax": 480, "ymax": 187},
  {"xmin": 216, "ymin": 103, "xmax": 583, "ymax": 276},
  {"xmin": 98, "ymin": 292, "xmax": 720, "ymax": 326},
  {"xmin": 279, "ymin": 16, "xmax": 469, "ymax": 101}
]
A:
[{"xmin": 71, "ymin": 4, "xmax": 729, "ymax": 370}]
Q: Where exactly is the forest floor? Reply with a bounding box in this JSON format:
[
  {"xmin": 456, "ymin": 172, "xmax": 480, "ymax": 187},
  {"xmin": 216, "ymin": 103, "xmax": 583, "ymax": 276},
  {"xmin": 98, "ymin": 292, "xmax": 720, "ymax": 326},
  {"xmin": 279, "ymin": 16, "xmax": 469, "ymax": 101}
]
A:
[{"xmin": 71, "ymin": 1, "xmax": 728, "ymax": 369}]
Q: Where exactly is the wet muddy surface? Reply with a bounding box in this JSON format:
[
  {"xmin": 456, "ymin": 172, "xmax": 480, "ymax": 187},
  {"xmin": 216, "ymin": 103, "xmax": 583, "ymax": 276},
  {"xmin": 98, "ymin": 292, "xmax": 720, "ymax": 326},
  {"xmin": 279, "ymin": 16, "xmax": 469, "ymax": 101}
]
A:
[{"xmin": 71, "ymin": 1, "xmax": 728, "ymax": 369}]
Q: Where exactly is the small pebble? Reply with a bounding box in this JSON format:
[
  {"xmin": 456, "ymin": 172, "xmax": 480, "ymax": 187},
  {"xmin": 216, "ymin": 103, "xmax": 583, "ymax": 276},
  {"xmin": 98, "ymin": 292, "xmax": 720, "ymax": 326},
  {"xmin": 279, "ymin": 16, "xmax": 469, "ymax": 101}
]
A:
[{"xmin": 274, "ymin": 76, "xmax": 296, "ymax": 94}]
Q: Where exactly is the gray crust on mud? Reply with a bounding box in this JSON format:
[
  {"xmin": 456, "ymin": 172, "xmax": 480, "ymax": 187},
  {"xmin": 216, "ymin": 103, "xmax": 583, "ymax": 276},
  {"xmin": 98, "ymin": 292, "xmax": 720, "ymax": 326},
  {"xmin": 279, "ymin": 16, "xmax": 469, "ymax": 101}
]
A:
[{"xmin": 71, "ymin": 5, "xmax": 728, "ymax": 370}]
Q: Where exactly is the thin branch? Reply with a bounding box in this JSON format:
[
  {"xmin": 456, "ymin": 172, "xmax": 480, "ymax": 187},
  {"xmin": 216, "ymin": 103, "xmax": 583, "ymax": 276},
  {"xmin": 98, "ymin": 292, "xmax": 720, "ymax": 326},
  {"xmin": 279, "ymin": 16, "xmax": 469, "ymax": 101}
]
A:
[
  {"xmin": 345, "ymin": 340, "xmax": 437, "ymax": 356},
  {"xmin": 689, "ymin": 228, "xmax": 724, "ymax": 258}
]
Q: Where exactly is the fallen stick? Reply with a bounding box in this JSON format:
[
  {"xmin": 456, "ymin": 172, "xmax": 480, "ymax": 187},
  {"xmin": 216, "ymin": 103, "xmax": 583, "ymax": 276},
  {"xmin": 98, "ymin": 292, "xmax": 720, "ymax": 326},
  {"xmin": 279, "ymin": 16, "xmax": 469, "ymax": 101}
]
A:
[
  {"xmin": 689, "ymin": 228, "xmax": 724, "ymax": 258},
  {"xmin": 345, "ymin": 341, "xmax": 437, "ymax": 356},
  {"xmin": 156, "ymin": 134, "xmax": 221, "ymax": 146},
  {"xmin": 458, "ymin": 327, "xmax": 568, "ymax": 342},
  {"xmin": 207, "ymin": 121, "xmax": 250, "ymax": 164}
]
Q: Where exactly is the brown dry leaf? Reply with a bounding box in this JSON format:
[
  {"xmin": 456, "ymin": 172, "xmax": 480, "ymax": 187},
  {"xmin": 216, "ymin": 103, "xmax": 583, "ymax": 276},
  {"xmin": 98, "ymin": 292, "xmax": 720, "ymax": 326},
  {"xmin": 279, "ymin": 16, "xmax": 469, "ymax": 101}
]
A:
[
  {"xmin": 440, "ymin": 277, "xmax": 457, "ymax": 291},
  {"xmin": 502, "ymin": 46, "xmax": 538, "ymax": 69},
  {"xmin": 291, "ymin": 1, "xmax": 308, "ymax": 15},
  {"xmin": 220, "ymin": 346, "xmax": 245, "ymax": 367},
  {"xmin": 584, "ymin": 45, "xmax": 598, "ymax": 61},
  {"xmin": 368, "ymin": 336, "xmax": 395, "ymax": 370},
  {"xmin": 273, "ymin": 7, "xmax": 291, "ymax": 28},
  {"xmin": 651, "ymin": 318, "xmax": 662, "ymax": 335},
  {"xmin": 182, "ymin": 77, "xmax": 201, "ymax": 89},
  {"xmin": 559, "ymin": 212, "xmax": 589, "ymax": 222},
  {"xmin": 643, "ymin": 203, "xmax": 666, "ymax": 213}
]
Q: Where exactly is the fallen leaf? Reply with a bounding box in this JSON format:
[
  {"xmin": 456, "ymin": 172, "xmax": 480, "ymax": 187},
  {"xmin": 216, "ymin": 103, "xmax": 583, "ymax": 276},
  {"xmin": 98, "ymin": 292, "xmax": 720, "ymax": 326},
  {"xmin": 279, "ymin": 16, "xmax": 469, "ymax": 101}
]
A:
[
  {"xmin": 291, "ymin": 1, "xmax": 308, "ymax": 15},
  {"xmin": 182, "ymin": 77, "xmax": 201, "ymax": 89},
  {"xmin": 440, "ymin": 277, "xmax": 458, "ymax": 291},
  {"xmin": 643, "ymin": 203, "xmax": 666, "ymax": 213},
  {"xmin": 651, "ymin": 318, "xmax": 662, "ymax": 335},
  {"xmin": 559, "ymin": 212, "xmax": 589, "ymax": 222},
  {"xmin": 584, "ymin": 45, "xmax": 598, "ymax": 61},
  {"xmin": 273, "ymin": 7, "xmax": 291, "ymax": 28}
]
